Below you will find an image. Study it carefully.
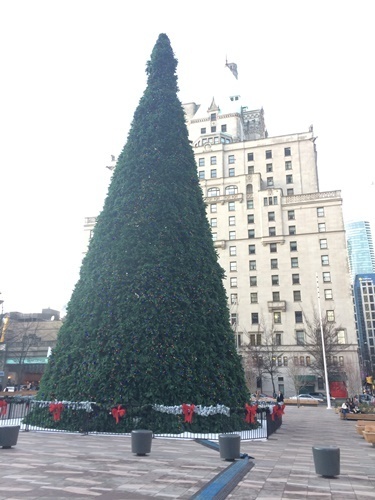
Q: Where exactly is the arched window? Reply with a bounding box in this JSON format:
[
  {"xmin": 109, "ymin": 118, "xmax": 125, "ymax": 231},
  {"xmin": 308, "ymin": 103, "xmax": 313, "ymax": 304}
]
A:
[
  {"xmin": 246, "ymin": 184, "xmax": 253, "ymax": 194},
  {"xmin": 225, "ymin": 185, "xmax": 238, "ymax": 195},
  {"xmin": 208, "ymin": 187, "xmax": 220, "ymax": 197}
]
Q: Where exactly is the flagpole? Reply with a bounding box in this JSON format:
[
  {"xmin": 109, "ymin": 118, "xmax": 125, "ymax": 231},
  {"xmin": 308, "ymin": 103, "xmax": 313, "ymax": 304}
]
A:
[{"xmin": 316, "ymin": 273, "xmax": 332, "ymax": 409}]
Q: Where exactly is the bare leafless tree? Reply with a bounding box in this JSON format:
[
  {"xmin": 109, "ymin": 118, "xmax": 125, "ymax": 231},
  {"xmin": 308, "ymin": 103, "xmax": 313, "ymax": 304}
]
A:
[
  {"xmin": 240, "ymin": 322, "xmax": 284, "ymax": 396},
  {"xmin": 302, "ymin": 308, "xmax": 349, "ymax": 385}
]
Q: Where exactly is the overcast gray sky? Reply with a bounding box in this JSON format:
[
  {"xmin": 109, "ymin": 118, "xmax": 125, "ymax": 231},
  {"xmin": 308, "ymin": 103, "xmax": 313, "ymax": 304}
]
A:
[{"xmin": 1, "ymin": 0, "xmax": 374, "ymax": 314}]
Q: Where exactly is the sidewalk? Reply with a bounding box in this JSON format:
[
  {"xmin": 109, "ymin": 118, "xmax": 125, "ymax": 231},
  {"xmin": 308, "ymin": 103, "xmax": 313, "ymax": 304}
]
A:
[{"xmin": 0, "ymin": 406, "xmax": 374, "ymax": 499}]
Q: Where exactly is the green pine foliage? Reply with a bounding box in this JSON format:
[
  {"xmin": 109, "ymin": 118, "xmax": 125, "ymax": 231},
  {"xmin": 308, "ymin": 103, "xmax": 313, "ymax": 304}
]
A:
[{"xmin": 38, "ymin": 34, "xmax": 248, "ymax": 408}]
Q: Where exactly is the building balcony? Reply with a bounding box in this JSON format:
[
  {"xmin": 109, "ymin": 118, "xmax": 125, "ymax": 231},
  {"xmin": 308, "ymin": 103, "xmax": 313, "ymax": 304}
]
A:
[{"xmin": 267, "ymin": 301, "xmax": 286, "ymax": 312}]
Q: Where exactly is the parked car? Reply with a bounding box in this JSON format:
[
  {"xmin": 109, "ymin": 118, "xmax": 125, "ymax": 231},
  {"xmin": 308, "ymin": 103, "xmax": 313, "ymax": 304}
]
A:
[
  {"xmin": 251, "ymin": 393, "xmax": 276, "ymax": 402},
  {"xmin": 309, "ymin": 392, "xmax": 335, "ymax": 402},
  {"xmin": 4, "ymin": 386, "xmax": 15, "ymax": 392},
  {"xmin": 290, "ymin": 394, "xmax": 324, "ymax": 402}
]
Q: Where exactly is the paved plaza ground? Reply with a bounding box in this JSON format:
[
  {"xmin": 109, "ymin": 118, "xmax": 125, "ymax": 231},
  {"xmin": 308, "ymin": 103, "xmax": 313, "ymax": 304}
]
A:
[{"xmin": 0, "ymin": 405, "xmax": 374, "ymax": 499}]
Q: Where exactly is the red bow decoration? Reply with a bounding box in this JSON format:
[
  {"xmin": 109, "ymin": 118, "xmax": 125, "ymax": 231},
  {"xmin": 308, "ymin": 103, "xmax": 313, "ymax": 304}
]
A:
[
  {"xmin": 49, "ymin": 402, "xmax": 64, "ymax": 421},
  {"xmin": 0, "ymin": 400, "xmax": 7, "ymax": 416},
  {"xmin": 111, "ymin": 405, "xmax": 126, "ymax": 424},
  {"xmin": 182, "ymin": 403, "xmax": 195, "ymax": 423},
  {"xmin": 245, "ymin": 403, "xmax": 258, "ymax": 424},
  {"xmin": 271, "ymin": 404, "xmax": 285, "ymax": 421}
]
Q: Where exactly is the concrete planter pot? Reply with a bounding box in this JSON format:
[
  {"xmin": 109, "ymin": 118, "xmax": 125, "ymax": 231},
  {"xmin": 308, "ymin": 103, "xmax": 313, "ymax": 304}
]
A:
[
  {"xmin": 131, "ymin": 429, "xmax": 153, "ymax": 456},
  {"xmin": 312, "ymin": 445, "xmax": 340, "ymax": 477},
  {"xmin": 219, "ymin": 433, "xmax": 241, "ymax": 461},
  {"xmin": 0, "ymin": 425, "xmax": 20, "ymax": 449}
]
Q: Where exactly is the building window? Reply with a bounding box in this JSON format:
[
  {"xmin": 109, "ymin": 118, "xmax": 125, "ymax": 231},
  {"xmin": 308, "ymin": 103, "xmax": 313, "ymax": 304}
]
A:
[
  {"xmin": 228, "ymin": 168, "xmax": 235, "ymax": 177},
  {"xmin": 288, "ymin": 210, "xmax": 295, "ymax": 220},
  {"xmin": 208, "ymin": 187, "xmax": 220, "ymax": 197},
  {"xmin": 268, "ymin": 211, "xmax": 275, "ymax": 222},
  {"xmin": 250, "ymin": 292, "xmax": 258, "ymax": 304},
  {"xmin": 221, "ymin": 124, "xmax": 227, "ymax": 132},
  {"xmin": 296, "ymin": 329, "xmax": 305, "ymax": 344},
  {"xmin": 200, "ymin": 128, "xmax": 206, "ymax": 134},
  {"xmin": 210, "ymin": 113, "xmax": 216, "ymax": 121},
  {"xmin": 225, "ymin": 185, "xmax": 238, "ymax": 195},
  {"xmin": 229, "ymin": 246, "xmax": 237, "ymax": 256},
  {"xmin": 283, "ymin": 356, "xmax": 288, "ymax": 366},
  {"xmin": 269, "ymin": 227, "xmax": 276, "ymax": 236},
  {"xmin": 300, "ymin": 356, "xmax": 305, "ymax": 366},
  {"xmin": 250, "ymin": 276, "xmax": 257, "ymax": 287},
  {"xmin": 251, "ymin": 313, "xmax": 259, "ymax": 324},
  {"xmin": 292, "ymin": 274, "xmax": 300, "ymax": 285},
  {"xmin": 274, "ymin": 312, "xmax": 282, "ymax": 324},
  {"xmin": 211, "ymin": 126, "xmax": 216, "ymax": 133},
  {"xmin": 321, "ymin": 255, "xmax": 329, "ymax": 266},
  {"xmin": 286, "ymin": 175, "xmax": 293, "ymax": 184},
  {"xmin": 306, "ymin": 356, "xmax": 311, "ymax": 366},
  {"xmin": 248, "ymin": 214, "xmax": 254, "ymax": 224},
  {"xmin": 277, "ymin": 356, "xmax": 282, "ymax": 366},
  {"xmin": 198, "ymin": 171, "xmax": 205, "ymax": 179},
  {"xmin": 337, "ymin": 330, "xmax": 346, "ymax": 344},
  {"xmin": 248, "ymin": 152, "xmax": 254, "ymax": 161},
  {"xmin": 230, "ymin": 293, "xmax": 238, "ymax": 304},
  {"xmin": 290, "ymin": 241, "xmax": 297, "ymax": 251},
  {"xmin": 229, "ymin": 231, "xmax": 236, "ymax": 240},
  {"xmin": 263, "ymin": 196, "xmax": 278, "ymax": 206},
  {"xmin": 199, "ymin": 158, "xmax": 205, "ymax": 166},
  {"xmin": 230, "ymin": 313, "xmax": 237, "ymax": 326},
  {"xmin": 248, "ymin": 229, "xmax": 255, "ymax": 238},
  {"xmin": 289, "ymin": 225, "xmax": 296, "ymax": 235},
  {"xmin": 210, "ymin": 218, "xmax": 217, "ymax": 227},
  {"xmin": 210, "ymin": 204, "xmax": 217, "ymax": 213},
  {"xmin": 247, "ymin": 199, "xmax": 254, "ymax": 209},
  {"xmin": 295, "ymin": 311, "xmax": 303, "ymax": 323},
  {"xmin": 273, "ymin": 291, "xmax": 280, "ymax": 301},
  {"xmin": 318, "ymin": 222, "xmax": 326, "ymax": 232},
  {"xmin": 228, "ymin": 155, "xmax": 235, "ymax": 164},
  {"xmin": 284, "ymin": 147, "xmax": 291, "ymax": 156},
  {"xmin": 230, "ymin": 261, "xmax": 237, "ymax": 272},
  {"xmin": 211, "ymin": 169, "xmax": 217, "ymax": 178},
  {"xmin": 291, "ymin": 257, "xmax": 299, "ymax": 268},
  {"xmin": 323, "ymin": 272, "xmax": 331, "ymax": 282},
  {"xmin": 320, "ymin": 239, "xmax": 328, "ymax": 249},
  {"xmin": 248, "ymin": 165, "xmax": 254, "ymax": 174},
  {"xmin": 317, "ymin": 207, "xmax": 325, "ymax": 217},
  {"xmin": 324, "ymin": 289, "xmax": 333, "ymax": 300},
  {"xmin": 212, "ymin": 232, "xmax": 217, "ymax": 241},
  {"xmin": 265, "ymin": 150, "xmax": 272, "ymax": 159},
  {"xmin": 266, "ymin": 163, "xmax": 273, "ymax": 172},
  {"xmin": 271, "ymin": 259, "xmax": 278, "ymax": 269},
  {"xmin": 230, "ymin": 277, "xmax": 237, "ymax": 287},
  {"xmin": 249, "ymin": 260, "xmax": 256, "ymax": 270},
  {"xmin": 272, "ymin": 275, "xmax": 279, "ymax": 286},
  {"xmin": 248, "ymin": 244, "xmax": 256, "ymax": 254},
  {"xmin": 210, "ymin": 156, "xmax": 217, "ymax": 165},
  {"xmin": 287, "ymin": 188, "xmax": 294, "ymax": 195},
  {"xmin": 293, "ymin": 290, "xmax": 301, "ymax": 301},
  {"xmin": 285, "ymin": 160, "xmax": 292, "ymax": 170},
  {"xmin": 229, "ymin": 216, "xmax": 236, "ymax": 226},
  {"xmin": 270, "ymin": 243, "xmax": 277, "ymax": 253},
  {"xmin": 339, "ymin": 356, "xmax": 344, "ymax": 366},
  {"xmin": 250, "ymin": 334, "xmax": 262, "ymax": 346},
  {"xmin": 267, "ymin": 177, "xmax": 274, "ymax": 186},
  {"xmin": 275, "ymin": 333, "xmax": 282, "ymax": 345},
  {"xmin": 228, "ymin": 201, "xmax": 235, "ymax": 211},
  {"xmin": 326, "ymin": 310, "xmax": 335, "ymax": 322}
]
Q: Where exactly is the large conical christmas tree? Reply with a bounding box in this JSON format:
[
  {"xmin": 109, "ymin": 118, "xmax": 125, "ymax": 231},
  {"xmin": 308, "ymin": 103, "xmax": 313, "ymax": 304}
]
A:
[{"xmin": 39, "ymin": 34, "xmax": 248, "ymax": 408}]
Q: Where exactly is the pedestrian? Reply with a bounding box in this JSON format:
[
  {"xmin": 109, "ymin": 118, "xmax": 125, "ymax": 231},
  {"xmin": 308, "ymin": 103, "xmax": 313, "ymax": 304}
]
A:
[
  {"xmin": 341, "ymin": 399, "xmax": 349, "ymax": 419},
  {"xmin": 276, "ymin": 391, "xmax": 284, "ymax": 404}
]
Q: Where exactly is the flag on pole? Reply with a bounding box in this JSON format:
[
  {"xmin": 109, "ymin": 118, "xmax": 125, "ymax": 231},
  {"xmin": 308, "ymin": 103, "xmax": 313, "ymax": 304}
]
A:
[{"xmin": 225, "ymin": 59, "xmax": 238, "ymax": 79}]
